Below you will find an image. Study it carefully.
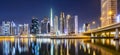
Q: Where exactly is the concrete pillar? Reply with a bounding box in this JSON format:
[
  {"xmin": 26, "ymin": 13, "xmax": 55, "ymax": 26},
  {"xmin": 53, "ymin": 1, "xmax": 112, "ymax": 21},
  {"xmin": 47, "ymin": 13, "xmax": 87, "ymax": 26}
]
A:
[{"xmin": 115, "ymin": 28, "xmax": 119, "ymax": 51}]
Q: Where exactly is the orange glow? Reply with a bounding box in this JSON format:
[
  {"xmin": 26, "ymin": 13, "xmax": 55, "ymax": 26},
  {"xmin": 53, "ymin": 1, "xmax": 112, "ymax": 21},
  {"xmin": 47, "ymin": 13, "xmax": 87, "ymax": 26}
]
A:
[{"xmin": 108, "ymin": 10, "xmax": 113, "ymax": 15}]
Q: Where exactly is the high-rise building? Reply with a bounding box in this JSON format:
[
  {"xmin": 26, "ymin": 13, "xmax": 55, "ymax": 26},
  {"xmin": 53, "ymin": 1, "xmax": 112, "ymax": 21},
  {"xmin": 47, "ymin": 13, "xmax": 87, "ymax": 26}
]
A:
[
  {"xmin": 75, "ymin": 15, "xmax": 78, "ymax": 34},
  {"xmin": 41, "ymin": 17, "xmax": 50, "ymax": 34},
  {"xmin": 54, "ymin": 16, "xmax": 58, "ymax": 34},
  {"xmin": 116, "ymin": 15, "xmax": 120, "ymax": 23},
  {"xmin": 18, "ymin": 24, "xmax": 24, "ymax": 35},
  {"xmin": 23, "ymin": 24, "xmax": 29, "ymax": 35},
  {"xmin": 100, "ymin": 0, "xmax": 117, "ymax": 27},
  {"xmin": 66, "ymin": 14, "xmax": 75, "ymax": 34},
  {"xmin": 0, "ymin": 26, "xmax": 2, "ymax": 35},
  {"xmin": 10, "ymin": 21, "xmax": 17, "ymax": 35},
  {"xmin": 30, "ymin": 17, "xmax": 40, "ymax": 34},
  {"xmin": 60, "ymin": 12, "xmax": 65, "ymax": 34},
  {"xmin": 2, "ymin": 21, "xmax": 11, "ymax": 35},
  {"xmin": 50, "ymin": 8, "xmax": 53, "ymax": 33},
  {"xmin": 66, "ymin": 14, "xmax": 71, "ymax": 34},
  {"xmin": 83, "ymin": 23, "xmax": 90, "ymax": 32}
]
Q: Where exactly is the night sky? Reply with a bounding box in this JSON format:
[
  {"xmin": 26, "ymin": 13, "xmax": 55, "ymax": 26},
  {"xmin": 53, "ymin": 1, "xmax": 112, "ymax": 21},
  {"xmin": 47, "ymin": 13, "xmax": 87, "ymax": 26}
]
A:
[{"xmin": 0, "ymin": 0, "xmax": 120, "ymax": 28}]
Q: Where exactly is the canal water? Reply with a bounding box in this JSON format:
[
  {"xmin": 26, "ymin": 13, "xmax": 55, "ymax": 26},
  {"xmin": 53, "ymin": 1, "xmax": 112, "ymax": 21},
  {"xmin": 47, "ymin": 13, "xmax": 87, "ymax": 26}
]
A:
[{"xmin": 0, "ymin": 38, "xmax": 115, "ymax": 55}]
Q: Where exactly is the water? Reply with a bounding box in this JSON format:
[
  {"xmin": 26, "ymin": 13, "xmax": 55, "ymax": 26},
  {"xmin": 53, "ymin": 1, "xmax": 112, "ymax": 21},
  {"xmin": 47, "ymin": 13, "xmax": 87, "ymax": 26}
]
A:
[{"xmin": 0, "ymin": 37, "xmax": 114, "ymax": 55}]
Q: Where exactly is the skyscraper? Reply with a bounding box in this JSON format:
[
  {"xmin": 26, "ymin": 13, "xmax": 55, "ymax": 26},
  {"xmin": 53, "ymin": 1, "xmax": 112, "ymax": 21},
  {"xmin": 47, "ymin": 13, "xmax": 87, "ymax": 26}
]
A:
[
  {"xmin": 2, "ymin": 21, "xmax": 11, "ymax": 35},
  {"xmin": 30, "ymin": 17, "xmax": 40, "ymax": 34},
  {"xmin": 41, "ymin": 17, "xmax": 50, "ymax": 34},
  {"xmin": 54, "ymin": 16, "xmax": 58, "ymax": 34},
  {"xmin": 0, "ymin": 26, "xmax": 2, "ymax": 35},
  {"xmin": 66, "ymin": 14, "xmax": 71, "ymax": 34},
  {"xmin": 50, "ymin": 8, "xmax": 53, "ymax": 33},
  {"xmin": 60, "ymin": 12, "xmax": 65, "ymax": 34},
  {"xmin": 18, "ymin": 24, "xmax": 24, "ymax": 35},
  {"xmin": 10, "ymin": 21, "xmax": 17, "ymax": 35},
  {"xmin": 23, "ymin": 24, "xmax": 29, "ymax": 35},
  {"xmin": 101, "ymin": 0, "xmax": 117, "ymax": 27},
  {"xmin": 75, "ymin": 15, "xmax": 78, "ymax": 34}
]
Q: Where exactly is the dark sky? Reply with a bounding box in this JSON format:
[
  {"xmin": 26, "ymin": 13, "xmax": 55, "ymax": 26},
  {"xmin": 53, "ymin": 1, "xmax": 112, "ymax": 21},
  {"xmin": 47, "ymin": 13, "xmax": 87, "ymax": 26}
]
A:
[{"xmin": 0, "ymin": 0, "xmax": 120, "ymax": 28}]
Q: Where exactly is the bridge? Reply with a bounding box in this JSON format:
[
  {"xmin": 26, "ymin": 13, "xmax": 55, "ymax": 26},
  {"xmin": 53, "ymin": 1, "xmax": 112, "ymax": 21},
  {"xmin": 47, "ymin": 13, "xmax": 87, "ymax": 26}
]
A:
[{"xmin": 82, "ymin": 22, "xmax": 120, "ymax": 51}]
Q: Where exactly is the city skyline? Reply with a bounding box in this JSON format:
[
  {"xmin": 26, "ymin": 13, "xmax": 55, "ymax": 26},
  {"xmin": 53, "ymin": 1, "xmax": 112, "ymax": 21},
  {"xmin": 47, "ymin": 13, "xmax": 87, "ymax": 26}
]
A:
[{"xmin": 0, "ymin": 0, "xmax": 120, "ymax": 27}]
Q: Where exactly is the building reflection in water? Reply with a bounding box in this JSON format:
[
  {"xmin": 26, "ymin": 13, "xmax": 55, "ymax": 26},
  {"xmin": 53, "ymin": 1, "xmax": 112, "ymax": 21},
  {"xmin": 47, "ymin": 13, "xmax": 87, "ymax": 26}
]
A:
[{"xmin": 0, "ymin": 37, "xmax": 116, "ymax": 55}]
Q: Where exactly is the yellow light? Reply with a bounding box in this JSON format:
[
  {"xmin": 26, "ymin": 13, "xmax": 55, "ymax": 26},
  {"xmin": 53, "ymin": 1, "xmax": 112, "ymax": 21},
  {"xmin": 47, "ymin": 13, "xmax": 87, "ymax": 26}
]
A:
[{"xmin": 108, "ymin": 10, "xmax": 113, "ymax": 15}]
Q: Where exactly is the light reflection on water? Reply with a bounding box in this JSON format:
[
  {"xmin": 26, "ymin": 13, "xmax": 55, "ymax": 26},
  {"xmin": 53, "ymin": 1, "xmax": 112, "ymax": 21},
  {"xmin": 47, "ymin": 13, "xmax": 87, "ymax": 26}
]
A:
[{"xmin": 0, "ymin": 38, "xmax": 114, "ymax": 55}]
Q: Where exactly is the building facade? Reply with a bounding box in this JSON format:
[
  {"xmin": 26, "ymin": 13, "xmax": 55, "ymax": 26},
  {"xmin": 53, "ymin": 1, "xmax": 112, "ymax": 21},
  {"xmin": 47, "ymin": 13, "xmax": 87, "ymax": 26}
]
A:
[
  {"xmin": 2, "ymin": 21, "xmax": 11, "ymax": 35},
  {"xmin": 30, "ymin": 18, "xmax": 40, "ymax": 34},
  {"xmin": 60, "ymin": 12, "xmax": 65, "ymax": 34},
  {"xmin": 101, "ymin": 0, "xmax": 117, "ymax": 27},
  {"xmin": 54, "ymin": 16, "xmax": 58, "ymax": 34},
  {"xmin": 75, "ymin": 15, "xmax": 78, "ymax": 34},
  {"xmin": 41, "ymin": 17, "xmax": 50, "ymax": 34}
]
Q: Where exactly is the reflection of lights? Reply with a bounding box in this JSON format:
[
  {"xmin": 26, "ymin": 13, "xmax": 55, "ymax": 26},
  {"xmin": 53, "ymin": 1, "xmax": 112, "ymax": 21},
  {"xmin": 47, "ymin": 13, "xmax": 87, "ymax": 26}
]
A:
[
  {"xmin": 87, "ymin": 43, "xmax": 90, "ymax": 48},
  {"xmin": 83, "ymin": 46, "xmax": 86, "ymax": 52},
  {"xmin": 102, "ymin": 39, "xmax": 105, "ymax": 44},
  {"xmin": 3, "ymin": 41, "xmax": 10, "ymax": 55},
  {"xmin": 51, "ymin": 43, "xmax": 54, "ymax": 55},
  {"xmin": 91, "ymin": 39, "xmax": 94, "ymax": 43},
  {"xmin": 93, "ymin": 51, "xmax": 96, "ymax": 55},
  {"xmin": 37, "ymin": 38, "xmax": 51, "ymax": 43},
  {"xmin": 88, "ymin": 48, "xmax": 90, "ymax": 54},
  {"xmin": 111, "ymin": 39, "xmax": 115, "ymax": 46}
]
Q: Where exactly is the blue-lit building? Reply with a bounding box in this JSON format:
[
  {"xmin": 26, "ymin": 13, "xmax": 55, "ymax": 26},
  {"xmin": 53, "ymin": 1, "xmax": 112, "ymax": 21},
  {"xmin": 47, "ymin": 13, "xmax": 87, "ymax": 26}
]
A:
[
  {"xmin": 10, "ymin": 21, "xmax": 17, "ymax": 35},
  {"xmin": 30, "ymin": 18, "xmax": 40, "ymax": 34},
  {"xmin": 2, "ymin": 21, "xmax": 11, "ymax": 35}
]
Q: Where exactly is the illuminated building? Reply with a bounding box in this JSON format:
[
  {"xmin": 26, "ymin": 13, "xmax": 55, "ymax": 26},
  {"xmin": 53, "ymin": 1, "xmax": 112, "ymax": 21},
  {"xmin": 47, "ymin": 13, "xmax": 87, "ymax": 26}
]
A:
[
  {"xmin": 116, "ymin": 15, "xmax": 120, "ymax": 23},
  {"xmin": 18, "ymin": 24, "xmax": 24, "ymax": 35},
  {"xmin": 10, "ymin": 21, "xmax": 17, "ymax": 35},
  {"xmin": 66, "ymin": 14, "xmax": 71, "ymax": 34},
  {"xmin": 60, "ymin": 12, "xmax": 65, "ymax": 34},
  {"xmin": 30, "ymin": 17, "xmax": 40, "ymax": 34},
  {"xmin": 54, "ymin": 16, "xmax": 58, "ymax": 34},
  {"xmin": 0, "ymin": 26, "xmax": 2, "ymax": 35},
  {"xmin": 66, "ymin": 14, "xmax": 75, "ymax": 34},
  {"xmin": 2, "ymin": 21, "xmax": 11, "ymax": 35},
  {"xmin": 41, "ymin": 17, "xmax": 50, "ymax": 34},
  {"xmin": 101, "ymin": 0, "xmax": 117, "ymax": 26},
  {"xmin": 23, "ymin": 24, "xmax": 29, "ymax": 35},
  {"xmin": 75, "ymin": 15, "xmax": 78, "ymax": 34},
  {"xmin": 50, "ymin": 8, "xmax": 53, "ymax": 33},
  {"xmin": 83, "ymin": 23, "xmax": 89, "ymax": 32}
]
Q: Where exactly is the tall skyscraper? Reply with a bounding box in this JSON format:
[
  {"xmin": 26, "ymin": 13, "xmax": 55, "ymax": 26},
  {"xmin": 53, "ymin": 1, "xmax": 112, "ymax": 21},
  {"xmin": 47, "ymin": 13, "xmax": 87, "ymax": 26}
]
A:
[
  {"xmin": 60, "ymin": 12, "xmax": 65, "ymax": 34},
  {"xmin": 0, "ymin": 26, "xmax": 2, "ymax": 35},
  {"xmin": 101, "ymin": 0, "xmax": 117, "ymax": 27},
  {"xmin": 116, "ymin": 15, "xmax": 120, "ymax": 23},
  {"xmin": 18, "ymin": 24, "xmax": 24, "ymax": 35},
  {"xmin": 50, "ymin": 8, "xmax": 53, "ymax": 33},
  {"xmin": 30, "ymin": 17, "xmax": 40, "ymax": 34},
  {"xmin": 54, "ymin": 16, "xmax": 58, "ymax": 34},
  {"xmin": 75, "ymin": 15, "xmax": 78, "ymax": 34},
  {"xmin": 10, "ymin": 21, "xmax": 17, "ymax": 35},
  {"xmin": 83, "ymin": 23, "xmax": 90, "ymax": 32},
  {"xmin": 41, "ymin": 17, "xmax": 50, "ymax": 34},
  {"xmin": 66, "ymin": 14, "xmax": 71, "ymax": 34},
  {"xmin": 2, "ymin": 21, "xmax": 11, "ymax": 35},
  {"xmin": 23, "ymin": 24, "xmax": 29, "ymax": 35}
]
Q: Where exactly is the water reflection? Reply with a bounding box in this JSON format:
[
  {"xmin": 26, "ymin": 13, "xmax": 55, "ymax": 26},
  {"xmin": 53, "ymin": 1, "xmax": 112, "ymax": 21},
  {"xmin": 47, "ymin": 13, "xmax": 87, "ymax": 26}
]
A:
[{"xmin": 0, "ymin": 38, "xmax": 114, "ymax": 55}]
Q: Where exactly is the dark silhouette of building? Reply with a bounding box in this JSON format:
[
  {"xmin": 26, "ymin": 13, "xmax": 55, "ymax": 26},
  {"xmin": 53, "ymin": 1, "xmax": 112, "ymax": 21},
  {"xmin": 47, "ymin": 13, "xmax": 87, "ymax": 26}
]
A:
[{"xmin": 30, "ymin": 17, "xmax": 40, "ymax": 34}]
